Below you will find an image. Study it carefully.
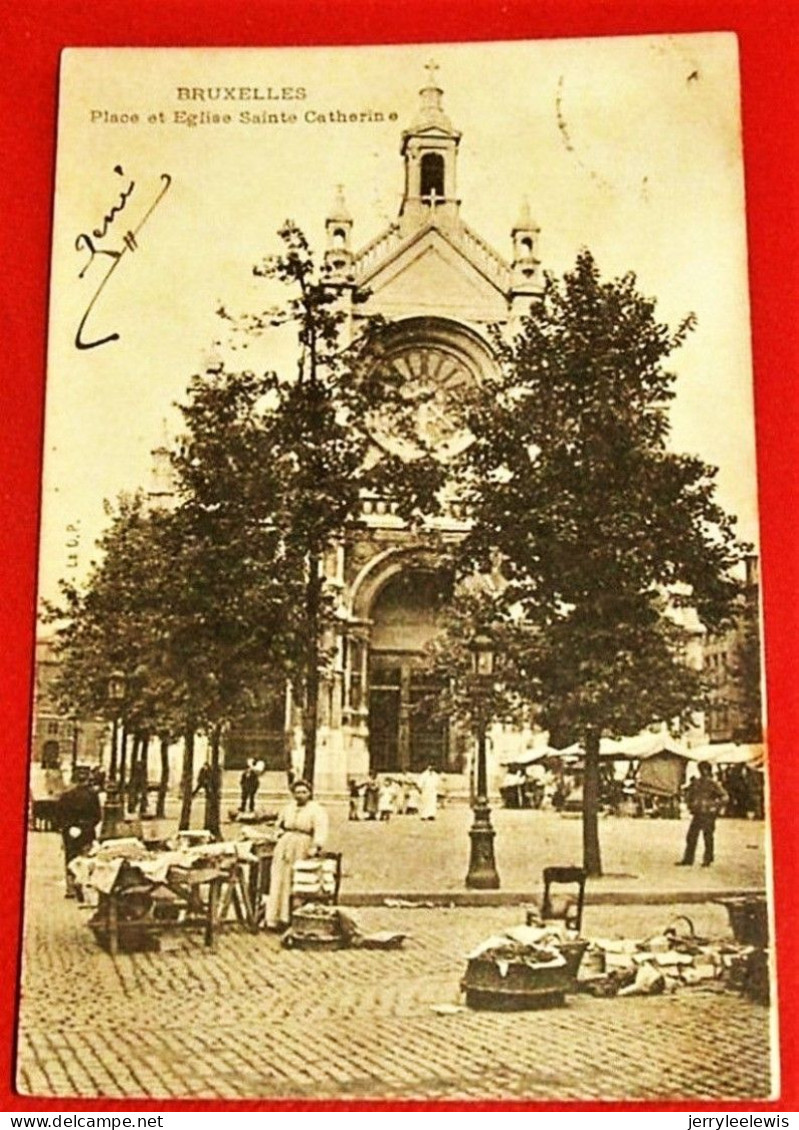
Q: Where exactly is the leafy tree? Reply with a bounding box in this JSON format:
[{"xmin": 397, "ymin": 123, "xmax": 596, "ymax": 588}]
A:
[
  {"xmin": 215, "ymin": 221, "xmax": 446, "ymax": 784},
  {"xmin": 167, "ymin": 364, "xmax": 306, "ymax": 832},
  {"xmin": 457, "ymin": 250, "xmax": 745, "ymax": 874},
  {"xmin": 48, "ymin": 221, "xmax": 447, "ymax": 832},
  {"xmin": 44, "ymin": 494, "xmax": 185, "ymax": 813},
  {"xmin": 416, "ymin": 574, "xmax": 537, "ymax": 733}
]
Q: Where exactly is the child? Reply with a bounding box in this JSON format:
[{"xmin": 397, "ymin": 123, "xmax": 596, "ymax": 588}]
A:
[{"xmin": 378, "ymin": 776, "xmax": 397, "ymax": 821}]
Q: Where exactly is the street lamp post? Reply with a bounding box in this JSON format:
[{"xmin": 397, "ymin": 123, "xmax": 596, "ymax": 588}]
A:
[
  {"xmin": 100, "ymin": 670, "xmax": 126, "ymax": 840},
  {"xmin": 465, "ymin": 633, "xmax": 500, "ymax": 890}
]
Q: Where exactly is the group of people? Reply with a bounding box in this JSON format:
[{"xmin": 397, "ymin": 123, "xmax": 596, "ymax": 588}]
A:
[
  {"xmin": 192, "ymin": 759, "xmax": 265, "ymax": 815},
  {"xmin": 500, "ymin": 755, "xmax": 739, "ymax": 869},
  {"xmin": 48, "ymin": 762, "xmax": 326, "ymax": 931},
  {"xmin": 348, "ymin": 766, "xmax": 441, "ymax": 822}
]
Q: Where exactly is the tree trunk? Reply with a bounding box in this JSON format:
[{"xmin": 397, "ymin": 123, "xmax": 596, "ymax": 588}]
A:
[
  {"xmin": 303, "ymin": 553, "xmax": 322, "ymax": 786},
  {"xmin": 127, "ymin": 735, "xmax": 142, "ymax": 812},
  {"xmin": 205, "ymin": 725, "xmax": 223, "ymax": 839},
  {"xmin": 179, "ymin": 728, "xmax": 195, "ymax": 831},
  {"xmin": 119, "ymin": 727, "xmax": 130, "ymax": 797},
  {"xmin": 285, "ymin": 721, "xmax": 295, "ymax": 790},
  {"xmin": 582, "ymin": 727, "xmax": 603, "ymax": 877},
  {"xmin": 138, "ymin": 735, "xmax": 151, "ymax": 816},
  {"xmin": 156, "ymin": 736, "xmax": 170, "ymax": 818}
]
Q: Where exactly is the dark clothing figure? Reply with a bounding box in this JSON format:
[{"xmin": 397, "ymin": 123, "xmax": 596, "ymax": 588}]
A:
[
  {"xmin": 347, "ymin": 778, "xmax": 361, "ymax": 821},
  {"xmin": 679, "ymin": 766, "xmax": 728, "ymax": 866},
  {"xmin": 363, "ymin": 774, "xmax": 380, "ymax": 820},
  {"xmin": 54, "ymin": 784, "xmax": 101, "ymax": 896},
  {"xmin": 240, "ymin": 767, "xmax": 259, "ymax": 812},
  {"xmin": 193, "ymin": 763, "xmax": 212, "ymax": 798}
]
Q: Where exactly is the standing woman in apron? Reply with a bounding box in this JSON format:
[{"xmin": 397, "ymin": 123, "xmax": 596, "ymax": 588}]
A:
[{"xmin": 266, "ymin": 778, "xmax": 329, "ymax": 931}]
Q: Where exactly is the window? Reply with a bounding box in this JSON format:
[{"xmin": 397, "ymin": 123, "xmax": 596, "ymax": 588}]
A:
[{"xmin": 420, "ymin": 153, "xmax": 445, "ymax": 198}]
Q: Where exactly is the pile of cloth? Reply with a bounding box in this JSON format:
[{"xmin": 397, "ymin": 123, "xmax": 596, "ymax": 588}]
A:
[
  {"xmin": 68, "ymin": 834, "xmax": 266, "ymax": 943},
  {"xmin": 291, "ymin": 858, "xmax": 338, "ymax": 899},
  {"xmin": 578, "ymin": 919, "xmax": 763, "ymax": 998},
  {"xmin": 466, "ymin": 925, "xmax": 570, "ymax": 976},
  {"xmin": 70, "ymin": 835, "xmax": 261, "ymax": 899}
]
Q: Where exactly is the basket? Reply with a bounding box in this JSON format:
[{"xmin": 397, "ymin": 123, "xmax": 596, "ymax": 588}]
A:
[
  {"xmin": 290, "ymin": 904, "xmax": 342, "ymax": 938},
  {"xmin": 718, "ymin": 897, "xmax": 769, "ymax": 949},
  {"xmin": 461, "ymin": 940, "xmax": 588, "ymax": 1010},
  {"xmin": 281, "ymin": 902, "xmax": 348, "ymax": 949}
]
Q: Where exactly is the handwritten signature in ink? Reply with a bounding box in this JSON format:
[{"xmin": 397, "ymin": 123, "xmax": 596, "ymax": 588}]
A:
[{"xmin": 74, "ymin": 165, "xmax": 172, "ymax": 350}]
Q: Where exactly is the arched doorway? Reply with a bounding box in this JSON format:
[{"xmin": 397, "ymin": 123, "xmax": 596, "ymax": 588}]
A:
[{"xmin": 367, "ymin": 568, "xmax": 455, "ymax": 773}]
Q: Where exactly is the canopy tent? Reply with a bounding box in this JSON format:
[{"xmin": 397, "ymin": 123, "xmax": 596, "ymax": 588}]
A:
[
  {"xmin": 507, "ymin": 735, "xmax": 764, "ymax": 773},
  {"xmin": 552, "ymin": 731, "xmax": 688, "ymax": 761},
  {"xmin": 500, "ymin": 747, "xmax": 560, "ymax": 767},
  {"xmin": 682, "ymin": 742, "xmax": 765, "ymax": 767},
  {"xmin": 636, "ymin": 752, "xmax": 687, "ymax": 797}
]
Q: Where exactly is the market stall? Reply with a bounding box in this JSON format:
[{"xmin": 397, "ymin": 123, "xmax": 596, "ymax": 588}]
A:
[
  {"xmin": 70, "ymin": 829, "xmax": 277, "ymax": 953},
  {"xmin": 499, "ymin": 747, "xmax": 561, "ymax": 809}
]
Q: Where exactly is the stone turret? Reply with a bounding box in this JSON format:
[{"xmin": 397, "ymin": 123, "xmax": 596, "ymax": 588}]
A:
[
  {"xmin": 324, "ymin": 185, "xmax": 354, "ymax": 279},
  {"xmin": 509, "ymin": 196, "xmax": 543, "ymax": 318}
]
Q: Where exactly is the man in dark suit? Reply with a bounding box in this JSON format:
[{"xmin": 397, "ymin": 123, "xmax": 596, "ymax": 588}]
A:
[
  {"xmin": 677, "ymin": 763, "xmax": 728, "ymax": 868},
  {"xmin": 54, "ymin": 777, "xmax": 102, "ymax": 897}
]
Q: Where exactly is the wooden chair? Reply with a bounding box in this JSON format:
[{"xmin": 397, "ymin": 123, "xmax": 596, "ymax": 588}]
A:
[{"xmin": 527, "ymin": 866, "xmax": 587, "ymax": 934}]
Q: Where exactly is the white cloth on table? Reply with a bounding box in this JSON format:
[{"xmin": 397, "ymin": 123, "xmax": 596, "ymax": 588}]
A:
[{"xmin": 265, "ymin": 800, "xmax": 329, "ymax": 928}]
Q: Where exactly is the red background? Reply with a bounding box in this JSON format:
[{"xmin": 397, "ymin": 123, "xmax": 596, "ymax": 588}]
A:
[{"xmin": 1, "ymin": 0, "xmax": 797, "ymax": 1112}]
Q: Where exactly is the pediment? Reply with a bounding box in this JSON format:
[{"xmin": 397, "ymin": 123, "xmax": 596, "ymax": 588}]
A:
[{"xmin": 357, "ymin": 228, "xmax": 509, "ymax": 323}]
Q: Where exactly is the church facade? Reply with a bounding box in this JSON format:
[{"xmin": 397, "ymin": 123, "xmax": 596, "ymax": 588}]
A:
[{"xmin": 227, "ymin": 67, "xmax": 546, "ymax": 793}]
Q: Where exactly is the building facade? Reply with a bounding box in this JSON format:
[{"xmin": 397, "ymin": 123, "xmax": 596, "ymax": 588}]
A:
[
  {"xmin": 228, "ymin": 67, "xmax": 545, "ymax": 792},
  {"xmin": 704, "ymin": 555, "xmax": 763, "ymax": 744},
  {"xmin": 32, "ymin": 638, "xmax": 106, "ymax": 771}
]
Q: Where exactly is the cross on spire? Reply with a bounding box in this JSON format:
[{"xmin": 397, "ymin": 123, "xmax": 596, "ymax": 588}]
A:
[{"xmin": 424, "ymin": 58, "xmax": 440, "ymax": 86}]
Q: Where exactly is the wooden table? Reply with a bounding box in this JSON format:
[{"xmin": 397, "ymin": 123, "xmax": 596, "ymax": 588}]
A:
[{"xmin": 90, "ymin": 859, "xmax": 258, "ymax": 955}]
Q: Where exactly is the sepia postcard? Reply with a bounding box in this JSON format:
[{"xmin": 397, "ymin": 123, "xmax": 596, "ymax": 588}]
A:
[{"xmin": 19, "ymin": 38, "xmax": 775, "ymax": 1103}]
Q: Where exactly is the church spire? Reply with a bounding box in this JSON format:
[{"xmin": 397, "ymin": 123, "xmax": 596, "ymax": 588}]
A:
[
  {"xmin": 411, "ymin": 59, "xmax": 456, "ymax": 133},
  {"xmin": 324, "ymin": 184, "xmax": 354, "ymax": 279},
  {"xmin": 398, "ymin": 60, "xmax": 462, "ymax": 238}
]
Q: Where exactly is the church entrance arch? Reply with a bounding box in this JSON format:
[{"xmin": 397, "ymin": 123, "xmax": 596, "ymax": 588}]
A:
[{"xmin": 366, "ymin": 566, "xmax": 454, "ymax": 774}]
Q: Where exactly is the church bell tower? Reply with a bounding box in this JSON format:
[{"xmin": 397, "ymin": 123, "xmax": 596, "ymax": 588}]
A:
[{"xmin": 398, "ymin": 60, "xmax": 462, "ymax": 238}]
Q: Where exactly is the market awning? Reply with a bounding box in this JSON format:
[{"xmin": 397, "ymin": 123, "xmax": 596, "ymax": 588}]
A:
[
  {"xmin": 682, "ymin": 742, "xmax": 765, "ymax": 767},
  {"xmin": 551, "ymin": 731, "xmax": 688, "ymax": 760},
  {"xmin": 501, "ymin": 747, "xmax": 559, "ymax": 766}
]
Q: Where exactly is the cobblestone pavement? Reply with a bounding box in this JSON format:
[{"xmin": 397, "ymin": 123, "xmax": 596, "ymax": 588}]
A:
[{"xmin": 17, "ymin": 834, "xmax": 774, "ymax": 1102}]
